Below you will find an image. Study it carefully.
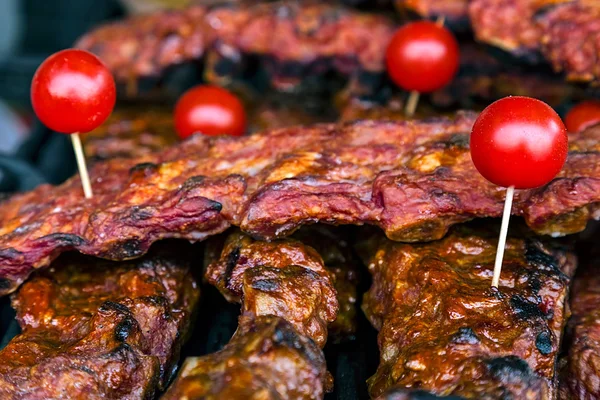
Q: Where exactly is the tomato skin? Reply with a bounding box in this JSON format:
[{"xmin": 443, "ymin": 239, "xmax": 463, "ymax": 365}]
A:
[
  {"xmin": 470, "ymin": 96, "xmax": 568, "ymax": 189},
  {"xmin": 174, "ymin": 85, "xmax": 247, "ymax": 138},
  {"xmin": 386, "ymin": 21, "xmax": 460, "ymax": 93},
  {"xmin": 564, "ymin": 100, "xmax": 600, "ymax": 133},
  {"xmin": 31, "ymin": 49, "xmax": 116, "ymax": 134}
]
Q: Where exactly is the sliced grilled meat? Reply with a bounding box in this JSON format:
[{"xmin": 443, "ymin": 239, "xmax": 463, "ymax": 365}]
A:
[
  {"xmin": 0, "ymin": 242, "xmax": 200, "ymax": 400},
  {"xmin": 358, "ymin": 226, "xmax": 576, "ymax": 399},
  {"xmin": 0, "ymin": 113, "xmax": 598, "ymax": 295},
  {"xmin": 164, "ymin": 227, "xmax": 360, "ymax": 399}
]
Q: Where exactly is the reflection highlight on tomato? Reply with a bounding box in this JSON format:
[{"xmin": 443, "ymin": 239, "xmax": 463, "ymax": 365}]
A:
[
  {"xmin": 564, "ymin": 100, "xmax": 600, "ymax": 133},
  {"xmin": 470, "ymin": 96, "xmax": 568, "ymax": 189},
  {"xmin": 31, "ymin": 49, "xmax": 116, "ymax": 134},
  {"xmin": 386, "ymin": 21, "xmax": 459, "ymax": 93},
  {"xmin": 174, "ymin": 85, "xmax": 247, "ymax": 139}
]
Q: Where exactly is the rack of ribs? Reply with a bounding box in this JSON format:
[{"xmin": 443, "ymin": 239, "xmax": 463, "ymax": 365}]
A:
[
  {"xmin": 0, "ymin": 113, "xmax": 597, "ymax": 295},
  {"xmin": 76, "ymin": 1, "xmax": 395, "ymax": 93},
  {"xmin": 0, "ymin": 242, "xmax": 200, "ymax": 399},
  {"xmin": 163, "ymin": 227, "xmax": 358, "ymax": 399},
  {"xmin": 357, "ymin": 225, "xmax": 576, "ymax": 399}
]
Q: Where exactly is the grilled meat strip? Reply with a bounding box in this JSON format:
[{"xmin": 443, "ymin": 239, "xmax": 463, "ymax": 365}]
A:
[
  {"xmin": 0, "ymin": 113, "xmax": 598, "ymax": 295},
  {"xmin": 164, "ymin": 228, "xmax": 356, "ymax": 399},
  {"xmin": 359, "ymin": 226, "xmax": 576, "ymax": 399},
  {"xmin": 0, "ymin": 242, "xmax": 200, "ymax": 400},
  {"xmin": 76, "ymin": 1, "xmax": 395, "ymax": 91},
  {"xmin": 560, "ymin": 253, "xmax": 600, "ymax": 399},
  {"xmin": 470, "ymin": 0, "xmax": 600, "ymax": 83}
]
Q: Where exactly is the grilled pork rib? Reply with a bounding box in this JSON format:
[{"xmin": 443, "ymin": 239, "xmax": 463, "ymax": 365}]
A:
[
  {"xmin": 0, "ymin": 243, "xmax": 200, "ymax": 400},
  {"xmin": 164, "ymin": 227, "xmax": 358, "ymax": 399},
  {"xmin": 0, "ymin": 114, "xmax": 597, "ymax": 295},
  {"xmin": 358, "ymin": 226, "xmax": 576, "ymax": 399}
]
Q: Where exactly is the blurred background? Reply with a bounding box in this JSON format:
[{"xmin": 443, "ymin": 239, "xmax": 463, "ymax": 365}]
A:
[{"xmin": 0, "ymin": 0, "xmax": 129, "ymax": 153}]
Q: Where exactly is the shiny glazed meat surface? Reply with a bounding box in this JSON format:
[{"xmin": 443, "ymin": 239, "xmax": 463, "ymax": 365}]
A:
[
  {"xmin": 358, "ymin": 226, "xmax": 576, "ymax": 399},
  {"xmin": 0, "ymin": 243, "xmax": 200, "ymax": 400},
  {"xmin": 164, "ymin": 227, "xmax": 359, "ymax": 399}
]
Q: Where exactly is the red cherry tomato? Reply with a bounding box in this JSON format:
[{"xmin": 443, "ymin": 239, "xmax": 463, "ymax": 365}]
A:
[
  {"xmin": 564, "ymin": 100, "xmax": 600, "ymax": 133},
  {"xmin": 470, "ymin": 96, "xmax": 568, "ymax": 189},
  {"xmin": 174, "ymin": 85, "xmax": 247, "ymax": 138},
  {"xmin": 386, "ymin": 21, "xmax": 460, "ymax": 93},
  {"xmin": 31, "ymin": 49, "xmax": 116, "ymax": 134}
]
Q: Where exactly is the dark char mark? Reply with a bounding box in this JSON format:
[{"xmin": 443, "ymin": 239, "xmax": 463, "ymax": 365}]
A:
[
  {"xmin": 112, "ymin": 239, "xmax": 145, "ymax": 259},
  {"xmin": 271, "ymin": 319, "xmax": 323, "ymax": 366},
  {"xmin": 535, "ymin": 331, "xmax": 553, "ymax": 355},
  {"xmin": 40, "ymin": 233, "xmax": 85, "ymax": 247},
  {"xmin": 487, "ymin": 356, "xmax": 536, "ymax": 385},
  {"xmin": 451, "ymin": 327, "xmax": 480, "ymax": 345},
  {"xmin": 115, "ymin": 317, "xmax": 136, "ymax": 342},
  {"xmin": 510, "ymin": 295, "xmax": 545, "ymax": 320},
  {"xmin": 224, "ymin": 245, "xmax": 241, "ymax": 284},
  {"xmin": 100, "ymin": 301, "xmax": 132, "ymax": 315},
  {"xmin": 525, "ymin": 241, "xmax": 560, "ymax": 273},
  {"xmin": 250, "ymin": 278, "xmax": 280, "ymax": 292}
]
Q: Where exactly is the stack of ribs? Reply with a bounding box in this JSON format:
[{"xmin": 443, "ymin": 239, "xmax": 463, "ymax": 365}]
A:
[{"xmin": 0, "ymin": 109, "xmax": 597, "ymax": 398}]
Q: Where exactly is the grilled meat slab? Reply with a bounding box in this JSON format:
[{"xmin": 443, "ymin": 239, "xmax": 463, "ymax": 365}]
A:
[
  {"xmin": 164, "ymin": 228, "xmax": 358, "ymax": 398},
  {"xmin": 76, "ymin": 1, "xmax": 395, "ymax": 91},
  {"xmin": 0, "ymin": 113, "xmax": 598, "ymax": 295},
  {"xmin": 359, "ymin": 226, "xmax": 576, "ymax": 399},
  {"xmin": 560, "ymin": 254, "xmax": 600, "ymax": 399},
  {"xmin": 0, "ymin": 243, "xmax": 200, "ymax": 400},
  {"xmin": 470, "ymin": 0, "xmax": 600, "ymax": 83}
]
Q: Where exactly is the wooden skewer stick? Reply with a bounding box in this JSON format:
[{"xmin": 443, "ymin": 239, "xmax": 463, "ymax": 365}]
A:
[
  {"xmin": 405, "ymin": 92, "xmax": 420, "ymax": 117},
  {"xmin": 404, "ymin": 15, "xmax": 446, "ymax": 118},
  {"xmin": 491, "ymin": 186, "xmax": 514, "ymax": 288},
  {"xmin": 70, "ymin": 133, "xmax": 93, "ymax": 199}
]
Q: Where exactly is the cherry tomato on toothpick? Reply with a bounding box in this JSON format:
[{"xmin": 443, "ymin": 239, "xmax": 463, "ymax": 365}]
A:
[
  {"xmin": 470, "ymin": 96, "xmax": 568, "ymax": 190},
  {"xmin": 386, "ymin": 21, "xmax": 460, "ymax": 93},
  {"xmin": 564, "ymin": 100, "xmax": 600, "ymax": 133},
  {"xmin": 174, "ymin": 85, "xmax": 247, "ymax": 139},
  {"xmin": 31, "ymin": 49, "xmax": 116, "ymax": 134}
]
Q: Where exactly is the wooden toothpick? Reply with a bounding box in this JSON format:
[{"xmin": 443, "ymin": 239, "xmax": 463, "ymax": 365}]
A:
[
  {"xmin": 491, "ymin": 186, "xmax": 514, "ymax": 288},
  {"xmin": 70, "ymin": 133, "xmax": 93, "ymax": 199},
  {"xmin": 404, "ymin": 15, "xmax": 447, "ymax": 118}
]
